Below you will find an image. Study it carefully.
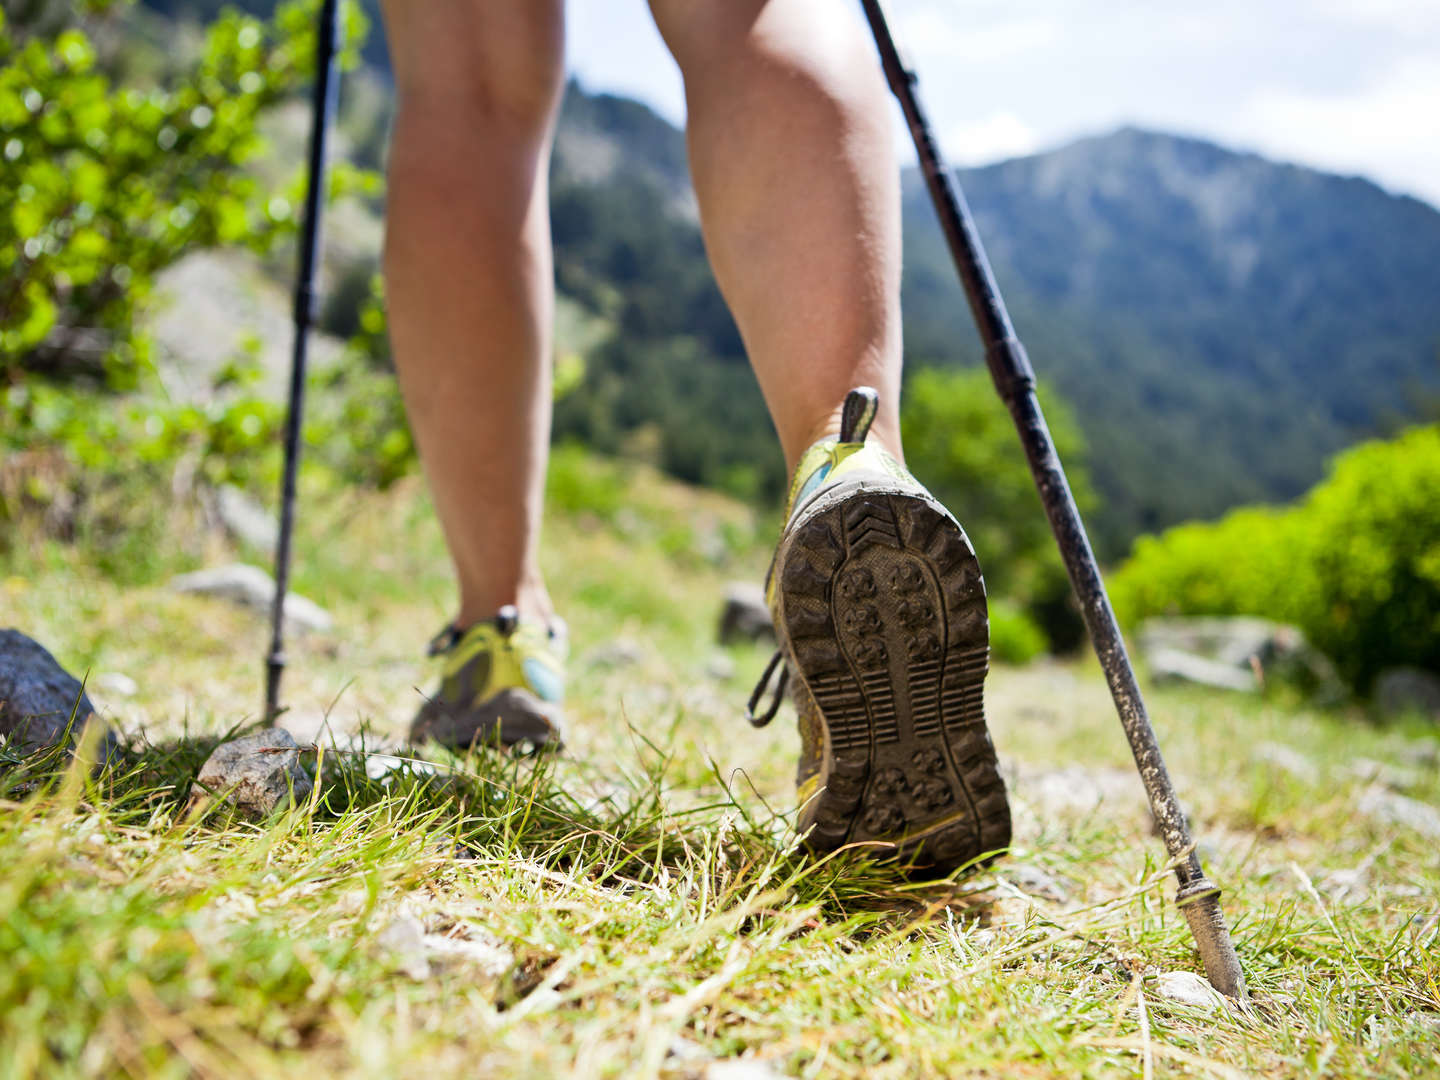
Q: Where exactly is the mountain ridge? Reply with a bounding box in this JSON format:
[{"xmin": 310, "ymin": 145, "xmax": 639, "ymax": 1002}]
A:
[
  {"xmin": 547, "ymin": 87, "xmax": 1440, "ymax": 549},
  {"xmin": 126, "ymin": 1, "xmax": 1440, "ymax": 551}
]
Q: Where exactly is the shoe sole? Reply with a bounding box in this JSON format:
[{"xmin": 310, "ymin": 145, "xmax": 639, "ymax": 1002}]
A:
[{"xmin": 778, "ymin": 480, "xmax": 1011, "ymax": 875}]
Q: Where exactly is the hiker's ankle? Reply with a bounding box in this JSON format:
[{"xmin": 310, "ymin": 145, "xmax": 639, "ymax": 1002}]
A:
[{"xmin": 457, "ymin": 576, "xmax": 554, "ymax": 630}]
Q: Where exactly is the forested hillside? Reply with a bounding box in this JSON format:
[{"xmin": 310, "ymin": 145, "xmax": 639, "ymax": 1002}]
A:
[
  {"xmin": 132, "ymin": 0, "xmax": 1440, "ymax": 555},
  {"xmin": 546, "ymin": 92, "xmax": 1440, "ymax": 552}
]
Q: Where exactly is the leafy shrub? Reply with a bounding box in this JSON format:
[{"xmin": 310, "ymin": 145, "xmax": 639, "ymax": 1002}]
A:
[
  {"xmin": 1111, "ymin": 425, "xmax": 1440, "ymax": 693},
  {"xmin": 988, "ymin": 600, "xmax": 1048, "ymax": 665},
  {"xmin": 902, "ymin": 365, "xmax": 1096, "ymax": 653},
  {"xmin": 1, "ymin": 0, "xmax": 341, "ymax": 383}
]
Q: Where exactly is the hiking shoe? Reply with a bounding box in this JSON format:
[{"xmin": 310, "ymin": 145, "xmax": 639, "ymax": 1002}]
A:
[
  {"xmin": 749, "ymin": 387, "xmax": 1011, "ymax": 874},
  {"xmin": 410, "ymin": 606, "xmax": 567, "ymax": 752}
]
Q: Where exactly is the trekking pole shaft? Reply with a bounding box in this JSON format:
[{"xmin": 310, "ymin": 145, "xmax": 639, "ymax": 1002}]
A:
[
  {"xmin": 857, "ymin": 0, "xmax": 1246, "ymax": 997},
  {"xmin": 266, "ymin": 0, "xmax": 344, "ymax": 721}
]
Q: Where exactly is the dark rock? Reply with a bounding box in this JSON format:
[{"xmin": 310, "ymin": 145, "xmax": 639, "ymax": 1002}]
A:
[
  {"xmin": 718, "ymin": 582, "xmax": 773, "ymax": 645},
  {"xmin": 1373, "ymin": 667, "xmax": 1440, "ymax": 722},
  {"xmin": 192, "ymin": 729, "xmax": 313, "ymax": 816},
  {"xmin": 0, "ymin": 629, "xmax": 114, "ymax": 757}
]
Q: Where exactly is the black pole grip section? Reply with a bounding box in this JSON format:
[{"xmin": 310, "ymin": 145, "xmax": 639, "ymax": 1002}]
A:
[
  {"xmin": 265, "ymin": 0, "xmax": 344, "ymax": 721},
  {"xmin": 857, "ymin": 0, "xmax": 1245, "ymax": 996}
]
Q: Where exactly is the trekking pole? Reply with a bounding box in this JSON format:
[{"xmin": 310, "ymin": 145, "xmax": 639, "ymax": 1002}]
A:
[
  {"xmin": 265, "ymin": 0, "xmax": 344, "ymax": 721},
  {"xmin": 857, "ymin": 0, "xmax": 1247, "ymax": 998}
]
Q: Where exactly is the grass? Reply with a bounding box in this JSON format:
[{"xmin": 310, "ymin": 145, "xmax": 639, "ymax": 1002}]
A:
[{"xmin": 2, "ymin": 452, "xmax": 1438, "ymax": 1078}]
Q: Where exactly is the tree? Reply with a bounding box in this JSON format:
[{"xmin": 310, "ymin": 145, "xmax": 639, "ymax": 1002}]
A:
[
  {"xmin": 901, "ymin": 365, "xmax": 1097, "ymax": 650},
  {"xmin": 0, "ymin": 0, "xmax": 364, "ymax": 390}
]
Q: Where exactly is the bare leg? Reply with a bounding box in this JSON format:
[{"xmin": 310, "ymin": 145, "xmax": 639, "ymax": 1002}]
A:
[
  {"xmin": 649, "ymin": 0, "xmax": 904, "ymax": 471},
  {"xmin": 378, "ymin": 0, "xmax": 564, "ymax": 626}
]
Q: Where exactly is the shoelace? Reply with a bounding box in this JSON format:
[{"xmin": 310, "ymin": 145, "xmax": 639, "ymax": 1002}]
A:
[
  {"xmin": 745, "ymin": 649, "xmax": 789, "ymax": 728},
  {"xmin": 426, "ymin": 606, "xmax": 571, "ymax": 659}
]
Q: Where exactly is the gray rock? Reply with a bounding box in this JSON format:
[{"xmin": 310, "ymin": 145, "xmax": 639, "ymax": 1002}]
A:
[
  {"xmin": 215, "ymin": 484, "xmax": 276, "ymax": 555},
  {"xmin": 1357, "ymin": 785, "xmax": 1440, "ymax": 839},
  {"xmin": 1374, "ymin": 667, "xmax": 1440, "ymax": 721},
  {"xmin": 584, "ymin": 638, "xmax": 645, "ymax": 669},
  {"xmin": 1004, "ymin": 863, "xmax": 1070, "ymax": 903},
  {"xmin": 1139, "ymin": 616, "xmax": 1344, "ymax": 699},
  {"xmin": 718, "ymin": 582, "xmax": 773, "ymax": 646},
  {"xmin": 1152, "ymin": 970, "xmax": 1226, "ymax": 1013},
  {"xmin": 705, "ymin": 1062, "xmax": 784, "ymax": 1080},
  {"xmin": 146, "ymin": 249, "xmax": 347, "ymax": 405},
  {"xmin": 0, "ymin": 629, "xmax": 114, "ymax": 757},
  {"xmin": 1254, "ymin": 741, "xmax": 1319, "ymax": 783},
  {"xmin": 1146, "ymin": 646, "xmax": 1257, "ymax": 692},
  {"xmin": 378, "ymin": 915, "xmax": 513, "ymax": 982},
  {"xmin": 1346, "ymin": 757, "xmax": 1423, "ymax": 792},
  {"xmin": 1318, "ymin": 863, "xmax": 1371, "ymax": 903},
  {"xmin": 192, "ymin": 729, "xmax": 313, "ymax": 816},
  {"xmin": 170, "ymin": 563, "xmax": 332, "ymax": 634},
  {"xmin": 1398, "ymin": 741, "xmax": 1440, "ymax": 769},
  {"xmin": 93, "ymin": 672, "xmax": 138, "ymax": 698},
  {"xmin": 1020, "ymin": 765, "xmax": 1145, "ymax": 819},
  {"xmin": 705, "ymin": 652, "xmax": 737, "ymax": 682}
]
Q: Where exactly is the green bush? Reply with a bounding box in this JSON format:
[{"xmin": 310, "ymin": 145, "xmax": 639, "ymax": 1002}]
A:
[
  {"xmin": 902, "ymin": 365, "xmax": 1096, "ymax": 653},
  {"xmin": 988, "ymin": 599, "xmax": 1048, "ymax": 665},
  {"xmin": 1111, "ymin": 425, "xmax": 1440, "ymax": 693}
]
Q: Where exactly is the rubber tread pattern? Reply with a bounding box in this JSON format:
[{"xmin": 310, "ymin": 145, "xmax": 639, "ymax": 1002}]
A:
[{"xmin": 781, "ymin": 485, "xmax": 1011, "ymax": 874}]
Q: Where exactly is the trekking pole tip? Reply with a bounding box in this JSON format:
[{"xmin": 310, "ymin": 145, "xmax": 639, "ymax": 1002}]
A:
[{"xmin": 1177, "ymin": 877, "xmax": 1248, "ymax": 999}]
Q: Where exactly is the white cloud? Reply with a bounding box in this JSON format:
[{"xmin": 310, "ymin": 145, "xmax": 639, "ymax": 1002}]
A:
[
  {"xmin": 943, "ymin": 111, "xmax": 1040, "ymax": 165},
  {"xmin": 896, "ymin": 7, "xmax": 1061, "ymax": 63},
  {"xmin": 1238, "ymin": 57, "xmax": 1440, "ymax": 200},
  {"xmin": 563, "ymin": 0, "xmax": 1440, "ymax": 207}
]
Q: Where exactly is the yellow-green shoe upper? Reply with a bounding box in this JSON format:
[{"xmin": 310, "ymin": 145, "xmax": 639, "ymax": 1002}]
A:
[{"xmin": 410, "ymin": 609, "xmax": 567, "ymax": 752}]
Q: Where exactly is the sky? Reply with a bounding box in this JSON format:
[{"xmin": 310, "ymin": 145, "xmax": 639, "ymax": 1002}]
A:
[{"xmin": 564, "ymin": 0, "xmax": 1440, "ymax": 208}]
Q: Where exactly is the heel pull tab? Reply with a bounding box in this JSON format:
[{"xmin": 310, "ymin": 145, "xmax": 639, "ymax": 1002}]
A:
[
  {"xmin": 839, "ymin": 387, "xmax": 879, "ymax": 444},
  {"xmin": 495, "ymin": 605, "xmax": 520, "ymax": 636}
]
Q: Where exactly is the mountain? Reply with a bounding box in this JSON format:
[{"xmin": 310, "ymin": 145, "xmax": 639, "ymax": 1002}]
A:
[
  {"xmin": 127, "ymin": 2, "xmax": 1440, "ymax": 552},
  {"xmin": 900, "ymin": 129, "xmax": 1440, "ymax": 547},
  {"xmin": 549, "ymin": 93, "xmax": 1440, "ymax": 551}
]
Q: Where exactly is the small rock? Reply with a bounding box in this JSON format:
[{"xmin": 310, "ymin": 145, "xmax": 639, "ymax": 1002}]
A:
[
  {"xmin": 1254, "ymin": 741, "xmax": 1319, "ymax": 783},
  {"xmin": 1357, "ymin": 785, "xmax": 1440, "ymax": 839},
  {"xmin": 705, "ymin": 1062, "xmax": 784, "ymax": 1080},
  {"xmin": 1020, "ymin": 765, "xmax": 1144, "ymax": 819},
  {"xmin": 704, "ymin": 652, "xmax": 737, "ymax": 682},
  {"xmin": 93, "ymin": 672, "xmax": 138, "ymax": 698},
  {"xmin": 1152, "ymin": 970, "xmax": 1226, "ymax": 1013},
  {"xmin": 667, "ymin": 1037, "xmax": 711, "ymax": 1064},
  {"xmin": 1146, "ymin": 646, "xmax": 1257, "ymax": 693},
  {"xmin": 1398, "ymin": 741, "xmax": 1440, "ymax": 769},
  {"xmin": 214, "ymin": 484, "xmax": 277, "ymax": 555},
  {"xmin": 423, "ymin": 927, "xmax": 513, "ymax": 977},
  {"xmin": 1346, "ymin": 757, "xmax": 1422, "ymax": 792},
  {"xmin": 0, "ymin": 629, "xmax": 115, "ymax": 757},
  {"xmin": 377, "ymin": 915, "xmax": 432, "ymax": 980},
  {"xmin": 717, "ymin": 582, "xmax": 773, "ymax": 646},
  {"xmin": 192, "ymin": 729, "xmax": 313, "ymax": 816},
  {"xmin": 1139, "ymin": 616, "xmax": 1343, "ymax": 699},
  {"xmin": 1318, "ymin": 863, "xmax": 1371, "ymax": 903},
  {"xmin": 585, "ymin": 639, "xmax": 645, "ymax": 669},
  {"xmin": 377, "ymin": 915, "xmax": 513, "ymax": 981},
  {"xmin": 1004, "ymin": 863, "xmax": 1069, "ymax": 903},
  {"xmin": 170, "ymin": 563, "xmax": 332, "ymax": 634},
  {"xmin": 1373, "ymin": 667, "xmax": 1440, "ymax": 722}
]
